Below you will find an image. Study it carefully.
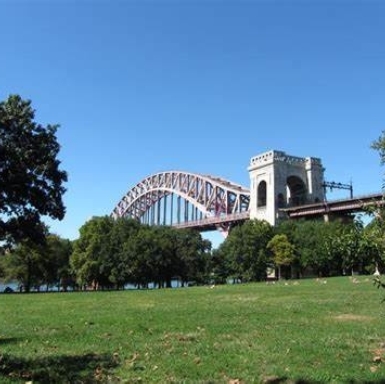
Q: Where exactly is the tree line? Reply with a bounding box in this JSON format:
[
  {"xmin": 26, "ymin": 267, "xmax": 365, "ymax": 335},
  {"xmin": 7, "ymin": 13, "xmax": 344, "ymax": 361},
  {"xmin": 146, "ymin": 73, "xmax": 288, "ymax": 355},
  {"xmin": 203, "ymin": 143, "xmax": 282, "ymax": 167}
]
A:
[
  {"xmin": 1, "ymin": 212, "xmax": 385, "ymax": 292},
  {"xmin": 0, "ymin": 217, "xmax": 212, "ymax": 292},
  {"xmin": 213, "ymin": 215, "xmax": 385, "ymax": 283}
]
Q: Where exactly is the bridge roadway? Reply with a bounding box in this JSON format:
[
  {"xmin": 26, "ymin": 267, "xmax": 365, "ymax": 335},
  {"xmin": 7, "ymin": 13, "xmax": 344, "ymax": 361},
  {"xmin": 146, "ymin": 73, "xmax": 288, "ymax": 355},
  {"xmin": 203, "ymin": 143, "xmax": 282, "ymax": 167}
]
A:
[
  {"xmin": 172, "ymin": 211, "xmax": 250, "ymax": 231},
  {"xmin": 282, "ymin": 192, "xmax": 384, "ymax": 219},
  {"xmin": 172, "ymin": 192, "xmax": 384, "ymax": 231}
]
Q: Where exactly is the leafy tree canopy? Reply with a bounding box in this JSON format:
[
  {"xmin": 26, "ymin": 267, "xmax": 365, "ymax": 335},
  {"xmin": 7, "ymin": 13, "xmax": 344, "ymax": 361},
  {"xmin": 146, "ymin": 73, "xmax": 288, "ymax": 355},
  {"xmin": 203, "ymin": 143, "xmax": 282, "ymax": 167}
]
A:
[
  {"xmin": 372, "ymin": 130, "xmax": 385, "ymax": 166},
  {"xmin": 217, "ymin": 219, "xmax": 273, "ymax": 282},
  {"xmin": 0, "ymin": 95, "xmax": 67, "ymax": 244}
]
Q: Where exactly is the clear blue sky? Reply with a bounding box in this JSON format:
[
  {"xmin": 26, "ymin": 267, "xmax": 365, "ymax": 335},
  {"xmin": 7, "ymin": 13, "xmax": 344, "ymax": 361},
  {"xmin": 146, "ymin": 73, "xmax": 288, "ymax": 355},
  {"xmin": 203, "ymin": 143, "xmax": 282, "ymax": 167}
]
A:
[{"xmin": 1, "ymin": 0, "xmax": 384, "ymax": 247}]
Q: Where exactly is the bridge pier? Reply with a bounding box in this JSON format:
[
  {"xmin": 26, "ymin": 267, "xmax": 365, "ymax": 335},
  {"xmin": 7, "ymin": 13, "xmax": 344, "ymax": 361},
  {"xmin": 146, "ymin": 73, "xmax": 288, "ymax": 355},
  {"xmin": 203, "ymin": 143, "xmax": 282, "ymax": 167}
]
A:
[{"xmin": 248, "ymin": 150, "xmax": 325, "ymax": 226}]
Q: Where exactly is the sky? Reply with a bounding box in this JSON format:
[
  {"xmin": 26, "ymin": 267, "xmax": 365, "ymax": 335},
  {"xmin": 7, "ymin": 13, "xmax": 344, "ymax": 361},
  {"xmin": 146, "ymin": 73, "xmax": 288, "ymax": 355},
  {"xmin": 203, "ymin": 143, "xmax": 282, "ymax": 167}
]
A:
[{"xmin": 1, "ymin": 0, "xmax": 385, "ymax": 247}]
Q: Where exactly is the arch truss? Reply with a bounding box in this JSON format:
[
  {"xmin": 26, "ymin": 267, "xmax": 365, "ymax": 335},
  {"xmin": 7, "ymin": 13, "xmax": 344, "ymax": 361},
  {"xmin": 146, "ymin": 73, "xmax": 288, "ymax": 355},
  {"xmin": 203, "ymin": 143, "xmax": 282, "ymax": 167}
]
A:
[{"xmin": 112, "ymin": 171, "xmax": 250, "ymax": 228}]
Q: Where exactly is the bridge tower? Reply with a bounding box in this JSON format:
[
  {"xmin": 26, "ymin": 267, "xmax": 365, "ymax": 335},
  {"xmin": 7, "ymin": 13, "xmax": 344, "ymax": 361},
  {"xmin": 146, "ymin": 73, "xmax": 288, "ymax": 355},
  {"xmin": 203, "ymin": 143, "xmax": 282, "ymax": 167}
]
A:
[{"xmin": 248, "ymin": 150, "xmax": 325, "ymax": 226}]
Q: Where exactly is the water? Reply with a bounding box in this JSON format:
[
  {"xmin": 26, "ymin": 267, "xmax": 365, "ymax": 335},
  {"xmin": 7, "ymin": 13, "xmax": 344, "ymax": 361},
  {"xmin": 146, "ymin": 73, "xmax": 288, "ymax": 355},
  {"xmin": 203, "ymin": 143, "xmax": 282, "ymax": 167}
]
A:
[
  {"xmin": 0, "ymin": 280, "xmax": 19, "ymax": 293},
  {"xmin": 0, "ymin": 279, "xmax": 189, "ymax": 293}
]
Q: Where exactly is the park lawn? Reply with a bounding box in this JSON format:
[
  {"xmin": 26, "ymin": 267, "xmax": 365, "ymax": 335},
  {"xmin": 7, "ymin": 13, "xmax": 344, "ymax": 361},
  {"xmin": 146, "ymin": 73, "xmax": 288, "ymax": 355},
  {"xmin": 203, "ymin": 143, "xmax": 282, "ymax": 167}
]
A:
[{"xmin": 1, "ymin": 276, "xmax": 385, "ymax": 383}]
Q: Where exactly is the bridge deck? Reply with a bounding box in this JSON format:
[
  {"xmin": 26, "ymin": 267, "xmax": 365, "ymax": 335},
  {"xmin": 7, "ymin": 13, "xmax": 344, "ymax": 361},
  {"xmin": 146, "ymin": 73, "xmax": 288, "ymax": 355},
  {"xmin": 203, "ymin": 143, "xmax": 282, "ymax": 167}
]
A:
[
  {"xmin": 172, "ymin": 192, "xmax": 384, "ymax": 231},
  {"xmin": 280, "ymin": 192, "xmax": 384, "ymax": 218},
  {"xmin": 172, "ymin": 211, "xmax": 250, "ymax": 231}
]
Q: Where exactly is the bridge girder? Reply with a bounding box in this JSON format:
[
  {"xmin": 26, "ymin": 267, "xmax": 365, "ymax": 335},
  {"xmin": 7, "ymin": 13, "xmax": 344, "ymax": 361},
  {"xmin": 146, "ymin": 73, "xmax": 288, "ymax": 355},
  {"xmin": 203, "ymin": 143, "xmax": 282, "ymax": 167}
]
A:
[{"xmin": 112, "ymin": 171, "xmax": 250, "ymax": 225}]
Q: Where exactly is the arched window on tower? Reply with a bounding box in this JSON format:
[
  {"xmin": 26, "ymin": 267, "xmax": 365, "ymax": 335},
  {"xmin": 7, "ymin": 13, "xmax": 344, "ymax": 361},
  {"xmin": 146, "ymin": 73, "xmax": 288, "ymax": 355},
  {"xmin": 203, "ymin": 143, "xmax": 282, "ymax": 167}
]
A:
[
  {"xmin": 286, "ymin": 176, "xmax": 307, "ymax": 206},
  {"xmin": 257, "ymin": 181, "xmax": 267, "ymax": 207}
]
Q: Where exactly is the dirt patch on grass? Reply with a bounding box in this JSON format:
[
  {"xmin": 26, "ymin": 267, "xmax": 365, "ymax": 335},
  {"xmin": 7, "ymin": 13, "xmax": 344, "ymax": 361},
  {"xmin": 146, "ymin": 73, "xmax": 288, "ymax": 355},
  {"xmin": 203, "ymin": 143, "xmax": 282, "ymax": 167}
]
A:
[
  {"xmin": 162, "ymin": 327, "xmax": 205, "ymax": 343},
  {"xmin": 333, "ymin": 314, "xmax": 373, "ymax": 322},
  {"xmin": 218, "ymin": 295, "xmax": 260, "ymax": 303}
]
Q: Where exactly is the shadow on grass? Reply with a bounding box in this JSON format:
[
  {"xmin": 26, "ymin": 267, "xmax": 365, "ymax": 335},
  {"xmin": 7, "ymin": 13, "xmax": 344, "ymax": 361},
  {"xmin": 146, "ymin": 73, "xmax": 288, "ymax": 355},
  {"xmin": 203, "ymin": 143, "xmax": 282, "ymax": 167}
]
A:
[
  {"xmin": 0, "ymin": 338, "xmax": 20, "ymax": 346},
  {"xmin": 2, "ymin": 356, "xmax": 385, "ymax": 384},
  {"xmin": 0, "ymin": 352, "xmax": 120, "ymax": 383},
  {"xmin": 263, "ymin": 378, "xmax": 323, "ymax": 384},
  {"xmin": 262, "ymin": 378, "xmax": 385, "ymax": 384},
  {"xmin": 348, "ymin": 381, "xmax": 385, "ymax": 384}
]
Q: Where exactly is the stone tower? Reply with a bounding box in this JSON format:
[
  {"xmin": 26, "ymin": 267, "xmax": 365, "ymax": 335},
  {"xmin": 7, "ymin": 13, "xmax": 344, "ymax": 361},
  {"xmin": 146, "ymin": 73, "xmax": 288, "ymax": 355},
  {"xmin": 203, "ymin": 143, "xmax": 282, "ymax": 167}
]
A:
[{"xmin": 248, "ymin": 150, "xmax": 325, "ymax": 225}]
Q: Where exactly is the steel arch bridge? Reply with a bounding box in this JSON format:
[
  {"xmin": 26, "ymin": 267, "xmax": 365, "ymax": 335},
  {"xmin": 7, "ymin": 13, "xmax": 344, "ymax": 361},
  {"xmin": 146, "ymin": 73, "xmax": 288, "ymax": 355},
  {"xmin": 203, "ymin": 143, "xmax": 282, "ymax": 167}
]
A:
[
  {"xmin": 111, "ymin": 150, "xmax": 385, "ymax": 235},
  {"xmin": 111, "ymin": 171, "xmax": 251, "ymax": 233}
]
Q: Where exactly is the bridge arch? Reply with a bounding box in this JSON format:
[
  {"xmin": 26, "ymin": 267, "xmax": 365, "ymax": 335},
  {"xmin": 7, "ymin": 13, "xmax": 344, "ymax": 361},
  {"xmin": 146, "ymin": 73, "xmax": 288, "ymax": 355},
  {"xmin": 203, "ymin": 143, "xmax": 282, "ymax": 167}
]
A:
[
  {"xmin": 286, "ymin": 175, "xmax": 307, "ymax": 206},
  {"xmin": 112, "ymin": 171, "xmax": 250, "ymax": 227}
]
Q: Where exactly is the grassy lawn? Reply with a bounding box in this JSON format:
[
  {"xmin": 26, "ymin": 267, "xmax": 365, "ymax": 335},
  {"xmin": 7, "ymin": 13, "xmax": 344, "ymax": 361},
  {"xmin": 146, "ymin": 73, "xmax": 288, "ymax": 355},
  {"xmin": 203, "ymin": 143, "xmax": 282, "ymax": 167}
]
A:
[{"xmin": 1, "ymin": 276, "xmax": 385, "ymax": 383}]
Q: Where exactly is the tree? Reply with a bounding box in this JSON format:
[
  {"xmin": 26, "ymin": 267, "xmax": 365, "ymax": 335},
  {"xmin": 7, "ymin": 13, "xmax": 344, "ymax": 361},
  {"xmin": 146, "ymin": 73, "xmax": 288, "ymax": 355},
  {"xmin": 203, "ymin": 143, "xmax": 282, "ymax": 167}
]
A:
[
  {"xmin": 372, "ymin": 131, "xmax": 385, "ymax": 167},
  {"xmin": 0, "ymin": 95, "xmax": 67, "ymax": 244},
  {"xmin": 218, "ymin": 219, "xmax": 273, "ymax": 282},
  {"xmin": 0, "ymin": 231, "xmax": 73, "ymax": 292},
  {"xmin": 111, "ymin": 224, "xmax": 211, "ymax": 289},
  {"xmin": 43, "ymin": 234, "xmax": 73, "ymax": 291},
  {"xmin": 276, "ymin": 219, "xmax": 347, "ymax": 277},
  {"xmin": 175, "ymin": 229, "xmax": 211, "ymax": 286},
  {"xmin": 371, "ymin": 132, "xmax": 385, "ymax": 294},
  {"xmin": 210, "ymin": 247, "xmax": 230, "ymax": 284},
  {"xmin": 108, "ymin": 217, "xmax": 141, "ymax": 289},
  {"xmin": 1, "ymin": 242, "xmax": 45, "ymax": 292},
  {"xmin": 124, "ymin": 226, "xmax": 181, "ymax": 289},
  {"xmin": 267, "ymin": 234, "xmax": 294, "ymax": 280},
  {"xmin": 70, "ymin": 216, "xmax": 115, "ymax": 289},
  {"xmin": 363, "ymin": 219, "xmax": 385, "ymax": 273},
  {"xmin": 123, "ymin": 226, "xmax": 160, "ymax": 288}
]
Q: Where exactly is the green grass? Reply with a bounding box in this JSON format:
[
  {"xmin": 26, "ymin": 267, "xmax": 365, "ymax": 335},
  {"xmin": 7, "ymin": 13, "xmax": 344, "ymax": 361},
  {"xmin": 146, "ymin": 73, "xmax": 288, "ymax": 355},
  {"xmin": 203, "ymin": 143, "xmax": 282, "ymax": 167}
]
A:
[{"xmin": 1, "ymin": 276, "xmax": 385, "ymax": 383}]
